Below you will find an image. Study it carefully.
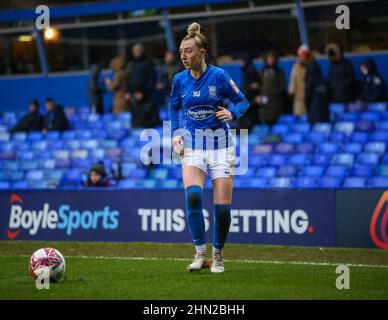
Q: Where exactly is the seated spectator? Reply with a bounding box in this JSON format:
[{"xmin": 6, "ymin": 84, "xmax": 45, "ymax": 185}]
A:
[
  {"xmin": 85, "ymin": 163, "xmax": 112, "ymax": 187},
  {"xmin": 305, "ymin": 59, "xmax": 330, "ymax": 124},
  {"xmin": 43, "ymin": 98, "xmax": 69, "ymax": 132},
  {"xmin": 325, "ymin": 43, "xmax": 355, "ymax": 103},
  {"xmin": 358, "ymin": 58, "xmax": 386, "ymax": 103},
  {"xmin": 10, "ymin": 99, "xmax": 44, "ymax": 134}
]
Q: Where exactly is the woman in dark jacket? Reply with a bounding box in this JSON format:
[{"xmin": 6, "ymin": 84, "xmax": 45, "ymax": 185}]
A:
[
  {"xmin": 358, "ymin": 58, "xmax": 386, "ymax": 103},
  {"xmin": 305, "ymin": 59, "xmax": 330, "ymax": 124},
  {"xmin": 86, "ymin": 163, "xmax": 112, "ymax": 188}
]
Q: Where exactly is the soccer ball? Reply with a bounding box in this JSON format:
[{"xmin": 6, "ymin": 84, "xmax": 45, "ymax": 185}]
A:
[{"xmin": 29, "ymin": 248, "xmax": 66, "ymax": 282}]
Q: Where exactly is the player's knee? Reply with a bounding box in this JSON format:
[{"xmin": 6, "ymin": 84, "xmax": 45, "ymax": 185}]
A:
[{"xmin": 185, "ymin": 185, "xmax": 202, "ymax": 209}]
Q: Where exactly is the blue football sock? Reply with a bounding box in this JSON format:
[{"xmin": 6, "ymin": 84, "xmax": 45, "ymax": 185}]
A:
[
  {"xmin": 185, "ymin": 185, "xmax": 206, "ymax": 247},
  {"xmin": 213, "ymin": 204, "xmax": 231, "ymax": 250}
]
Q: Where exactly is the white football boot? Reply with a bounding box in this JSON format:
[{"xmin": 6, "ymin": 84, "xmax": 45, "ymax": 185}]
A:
[
  {"xmin": 211, "ymin": 252, "xmax": 225, "ymax": 273},
  {"xmin": 187, "ymin": 252, "xmax": 210, "ymax": 272}
]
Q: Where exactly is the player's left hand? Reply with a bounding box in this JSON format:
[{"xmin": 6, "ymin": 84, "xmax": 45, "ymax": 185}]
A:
[{"xmin": 215, "ymin": 106, "xmax": 233, "ymax": 122}]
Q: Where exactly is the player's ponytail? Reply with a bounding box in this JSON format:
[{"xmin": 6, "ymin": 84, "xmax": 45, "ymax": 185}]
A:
[{"xmin": 184, "ymin": 22, "xmax": 208, "ymax": 52}]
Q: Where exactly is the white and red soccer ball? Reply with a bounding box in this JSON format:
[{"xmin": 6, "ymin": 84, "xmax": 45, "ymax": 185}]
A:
[{"xmin": 29, "ymin": 248, "xmax": 66, "ymax": 282}]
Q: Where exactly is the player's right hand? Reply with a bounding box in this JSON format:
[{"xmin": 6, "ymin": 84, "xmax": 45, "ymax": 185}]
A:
[{"xmin": 172, "ymin": 135, "xmax": 184, "ymax": 156}]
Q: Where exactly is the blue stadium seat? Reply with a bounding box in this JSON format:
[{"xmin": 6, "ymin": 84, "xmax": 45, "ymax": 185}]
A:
[
  {"xmin": 325, "ymin": 166, "xmax": 347, "ymax": 178},
  {"xmin": 278, "ymin": 114, "xmax": 297, "ymax": 123},
  {"xmin": 80, "ymin": 139, "xmax": 99, "ymax": 149},
  {"xmin": 313, "ymin": 123, "xmax": 332, "ymax": 136},
  {"xmin": 355, "ymin": 121, "xmax": 375, "ymax": 132},
  {"xmin": 140, "ymin": 179, "xmax": 157, "ymax": 189},
  {"xmin": 376, "ymin": 165, "xmax": 388, "ymax": 177},
  {"xmin": 329, "ymin": 132, "xmax": 345, "ymax": 142},
  {"xmin": 293, "ymin": 123, "xmax": 311, "ymax": 133},
  {"xmin": 331, "ymin": 153, "xmax": 354, "ymax": 167},
  {"xmin": 45, "ymin": 131, "xmax": 60, "ymax": 140},
  {"xmin": 72, "ymin": 159, "xmax": 92, "ymax": 169},
  {"xmin": 26, "ymin": 170, "xmax": 44, "ymax": 181},
  {"xmin": 269, "ymin": 178, "xmax": 294, "ymax": 188},
  {"xmin": 271, "ymin": 124, "xmax": 290, "ymax": 135},
  {"xmin": 62, "ymin": 131, "xmax": 77, "ymax": 140},
  {"xmin": 255, "ymin": 167, "xmax": 277, "ymax": 178},
  {"xmin": 118, "ymin": 179, "xmax": 138, "ymax": 188},
  {"xmin": 370, "ymin": 131, "xmax": 388, "ymax": 142},
  {"xmin": 296, "ymin": 142, "xmax": 314, "ymax": 154},
  {"xmin": 53, "ymin": 150, "xmax": 70, "ymax": 160},
  {"xmin": 318, "ymin": 177, "xmax": 342, "ymax": 188},
  {"xmin": 283, "ymin": 133, "xmax": 304, "ymax": 143},
  {"xmin": 294, "ymin": 177, "xmax": 317, "ymax": 188},
  {"xmin": 31, "ymin": 141, "xmax": 48, "ymax": 151},
  {"xmin": 356, "ymin": 153, "xmax": 380, "ymax": 166},
  {"xmin": 343, "ymin": 177, "xmax": 366, "ymax": 188},
  {"xmin": 350, "ymin": 132, "xmax": 369, "ymax": 143},
  {"xmin": 319, "ymin": 142, "xmax": 340, "ymax": 154},
  {"xmin": 288, "ymin": 154, "xmax": 310, "ymax": 167},
  {"xmin": 47, "ymin": 140, "xmax": 64, "ymax": 150},
  {"xmin": 8, "ymin": 171, "xmax": 24, "ymax": 181},
  {"xmin": 149, "ymin": 168, "xmax": 169, "ymax": 180},
  {"xmin": 329, "ymin": 103, "xmax": 346, "ymax": 116},
  {"xmin": 41, "ymin": 159, "xmax": 56, "ymax": 170},
  {"xmin": 3, "ymin": 161, "xmax": 19, "ymax": 171},
  {"xmin": 104, "ymin": 148, "xmax": 122, "ymax": 161},
  {"xmin": 64, "ymin": 140, "xmax": 81, "ymax": 150},
  {"xmin": 121, "ymin": 162, "xmax": 137, "ymax": 178},
  {"xmin": 11, "ymin": 132, "xmax": 27, "ymax": 142},
  {"xmin": 376, "ymin": 121, "xmax": 388, "ymax": 131},
  {"xmin": 383, "ymin": 154, "xmax": 388, "ymax": 164},
  {"xmin": 252, "ymin": 144, "xmax": 273, "ymax": 154},
  {"xmin": 339, "ymin": 113, "xmax": 359, "ymax": 122},
  {"xmin": 364, "ymin": 142, "xmax": 385, "ymax": 154},
  {"xmin": 99, "ymin": 139, "xmax": 118, "ymax": 149},
  {"xmin": 0, "ymin": 181, "xmax": 10, "ymax": 189},
  {"xmin": 268, "ymin": 154, "xmax": 286, "ymax": 166},
  {"xmin": 75, "ymin": 130, "xmax": 93, "ymax": 139},
  {"xmin": 360, "ymin": 111, "xmax": 381, "ymax": 122},
  {"xmin": 368, "ymin": 102, "xmax": 387, "ymax": 113},
  {"xmin": 350, "ymin": 165, "xmax": 373, "ymax": 177},
  {"xmin": 334, "ymin": 122, "xmax": 355, "ymax": 136},
  {"xmin": 312, "ymin": 154, "xmax": 331, "ymax": 166},
  {"xmin": 0, "ymin": 132, "xmax": 10, "ymax": 142},
  {"xmin": 0, "ymin": 151, "xmax": 15, "ymax": 160},
  {"xmin": 367, "ymin": 177, "xmax": 388, "ymax": 187},
  {"xmin": 301, "ymin": 166, "xmax": 325, "ymax": 177},
  {"xmin": 343, "ymin": 143, "xmax": 363, "ymax": 154},
  {"xmin": 17, "ymin": 150, "xmax": 35, "ymax": 161},
  {"xmin": 44, "ymin": 170, "xmax": 64, "ymax": 181},
  {"xmin": 275, "ymin": 143, "xmax": 294, "ymax": 154},
  {"xmin": 13, "ymin": 142, "xmax": 29, "ymax": 152},
  {"xmin": 242, "ymin": 178, "xmax": 268, "ymax": 188},
  {"xmin": 277, "ymin": 165, "xmax": 297, "ymax": 177},
  {"xmin": 159, "ymin": 179, "xmax": 179, "ymax": 188},
  {"xmin": 19, "ymin": 160, "xmax": 39, "ymax": 170},
  {"xmin": 307, "ymin": 132, "xmax": 325, "ymax": 143},
  {"xmin": 249, "ymin": 155, "xmax": 269, "ymax": 167},
  {"xmin": 11, "ymin": 181, "xmax": 29, "ymax": 189},
  {"xmin": 128, "ymin": 168, "xmax": 147, "ymax": 179}
]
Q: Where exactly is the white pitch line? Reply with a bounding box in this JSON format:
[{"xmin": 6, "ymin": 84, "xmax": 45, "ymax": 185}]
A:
[{"xmin": 7, "ymin": 254, "xmax": 388, "ymax": 269}]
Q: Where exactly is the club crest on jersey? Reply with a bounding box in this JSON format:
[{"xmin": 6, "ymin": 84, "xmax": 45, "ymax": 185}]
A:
[
  {"xmin": 208, "ymin": 86, "xmax": 217, "ymax": 99},
  {"xmin": 229, "ymin": 79, "xmax": 240, "ymax": 94},
  {"xmin": 193, "ymin": 90, "xmax": 201, "ymax": 97}
]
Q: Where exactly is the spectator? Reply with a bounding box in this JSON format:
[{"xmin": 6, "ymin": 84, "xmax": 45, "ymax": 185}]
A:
[
  {"xmin": 127, "ymin": 43, "xmax": 160, "ymax": 127},
  {"xmin": 325, "ymin": 43, "xmax": 355, "ymax": 103},
  {"xmin": 43, "ymin": 98, "xmax": 69, "ymax": 132},
  {"xmin": 288, "ymin": 44, "xmax": 310, "ymax": 116},
  {"xmin": 305, "ymin": 59, "xmax": 330, "ymax": 124},
  {"xmin": 105, "ymin": 56, "xmax": 129, "ymax": 114},
  {"xmin": 10, "ymin": 99, "xmax": 44, "ymax": 134},
  {"xmin": 358, "ymin": 58, "xmax": 386, "ymax": 103},
  {"xmin": 257, "ymin": 51, "xmax": 286, "ymax": 125},
  {"xmin": 156, "ymin": 51, "xmax": 182, "ymax": 106},
  {"xmin": 237, "ymin": 53, "xmax": 260, "ymax": 130},
  {"xmin": 88, "ymin": 64, "xmax": 105, "ymax": 114},
  {"xmin": 85, "ymin": 163, "xmax": 112, "ymax": 188}
]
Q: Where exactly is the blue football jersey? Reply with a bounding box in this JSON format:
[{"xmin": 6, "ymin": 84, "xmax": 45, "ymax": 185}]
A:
[{"xmin": 169, "ymin": 64, "xmax": 249, "ymax": 149}]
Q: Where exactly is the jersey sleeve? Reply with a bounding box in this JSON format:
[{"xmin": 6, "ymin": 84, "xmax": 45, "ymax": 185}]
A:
[
  {"xmin": 168, "ymin": 75, "xmax": 182, "ymax": 135},
  {"xmin": 220, "ymin": 70, "xmax": 249, "ymax": 120}
]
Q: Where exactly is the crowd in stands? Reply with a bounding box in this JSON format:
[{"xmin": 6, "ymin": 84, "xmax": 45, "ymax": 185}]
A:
[{"xmin": 3, "ymin": 42, "xmax": 388, "ymax": 189}]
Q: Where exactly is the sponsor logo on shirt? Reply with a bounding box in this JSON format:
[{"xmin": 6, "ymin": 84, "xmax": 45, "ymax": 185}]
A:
[
  {"xmin": 187, "ymin": 105, "xmax": 216, "ymax": 120},
  {"xmin": 193, "ymin": 91, "xmax": 201, "ymax": 97}
]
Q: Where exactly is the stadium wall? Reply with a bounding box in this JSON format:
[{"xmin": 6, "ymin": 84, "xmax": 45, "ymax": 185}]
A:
[
  {"xmin": 0, "ymin": 189, "xmax": 387, "ymax": 250},
  {"xmin": 0, "ymin": 51, "xmax": 388, "ymax": 113}
]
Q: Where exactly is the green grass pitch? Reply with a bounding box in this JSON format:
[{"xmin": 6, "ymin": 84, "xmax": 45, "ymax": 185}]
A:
[{"xmin": 0, "ymin": 241, "xmax": 387, "ymax": 299}]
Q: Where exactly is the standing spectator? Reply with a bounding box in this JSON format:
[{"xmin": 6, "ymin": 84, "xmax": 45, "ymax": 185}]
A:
[
  {"xmin": 85, "ymin": 163, "xmax": 112, "ymax": 188},
  {"xmin": 325, "ymin": 43, "xmax": 355, "ymax": 103},
  {"xmin": 105, "ymin": 56, "xmax": 129, "ymax": 114},
  {"xmin": 127, "ymin": 43, "xmax": 159, "ymax": 127},
  {"xmin": 156, "ymin": 51, "xmax": 182, "ymax": 106},
  {"xmin": 305, "ymin": 59, "xmax": 330, "ymax": 124},
  {"xmin": 88, "ymin": 64, "xmax": 105, "ymax": 114},
  {"xmin": 257, "ymin": 51, "xmax": 285, "ymax": 125},
  {"xmin": 43, "ymin": 98, "xmax": 69, "ymax": 132},
  {"xmin": 10, "ymin": 99, "xmax": 44, "ymax": 134},
  {"xmin": 288, "ymin": 44, "xmax": 310, "ymax": 116},
  {"xmin": 237, "ymin": 53, "xmax": 260, "ymax": 130},
  {"xmin": 358, "ymin": 58, "xmax": 386, "ymax": 103}
]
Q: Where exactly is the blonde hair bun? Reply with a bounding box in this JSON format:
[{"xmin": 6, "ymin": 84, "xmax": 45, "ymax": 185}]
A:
[{"xmin": 187, "ymin": 22, "xmax": 201, "ymax": 37}]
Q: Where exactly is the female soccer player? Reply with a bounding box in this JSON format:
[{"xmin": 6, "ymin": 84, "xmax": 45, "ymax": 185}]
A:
[{"xmin": 169, "ymin": 23, "xmax": 249, "ymax": 273}]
